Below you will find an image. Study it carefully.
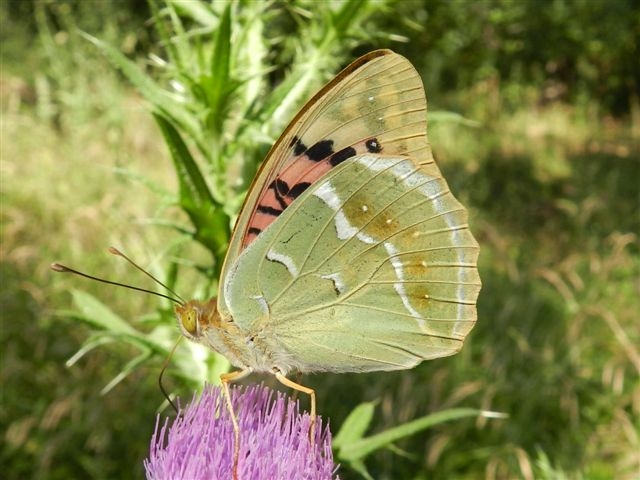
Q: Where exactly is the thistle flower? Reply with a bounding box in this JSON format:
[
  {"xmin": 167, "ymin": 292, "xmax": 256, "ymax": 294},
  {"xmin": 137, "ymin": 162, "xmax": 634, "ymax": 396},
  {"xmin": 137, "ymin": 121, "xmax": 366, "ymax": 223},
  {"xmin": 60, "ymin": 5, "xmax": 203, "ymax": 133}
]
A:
[{"xmin": 144, "ymin": 383, "xmax": 338, "ymax": 480}]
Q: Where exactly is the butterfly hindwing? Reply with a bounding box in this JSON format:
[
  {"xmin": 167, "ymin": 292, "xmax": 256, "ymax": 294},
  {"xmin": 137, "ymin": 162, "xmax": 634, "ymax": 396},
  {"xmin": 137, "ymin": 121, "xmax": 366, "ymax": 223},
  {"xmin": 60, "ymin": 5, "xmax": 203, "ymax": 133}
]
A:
[{"xmin": 223, "ymin": 153, "xmax": 480, "ymax": 373}]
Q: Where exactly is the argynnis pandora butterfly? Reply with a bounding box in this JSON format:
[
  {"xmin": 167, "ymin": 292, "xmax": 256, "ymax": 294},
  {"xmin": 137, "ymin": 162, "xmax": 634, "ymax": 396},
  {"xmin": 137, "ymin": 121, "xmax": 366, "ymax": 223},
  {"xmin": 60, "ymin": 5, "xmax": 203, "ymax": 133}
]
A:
[{"xmin": 176, "ymin": 48, "xmax": 481, "ymax": 448}]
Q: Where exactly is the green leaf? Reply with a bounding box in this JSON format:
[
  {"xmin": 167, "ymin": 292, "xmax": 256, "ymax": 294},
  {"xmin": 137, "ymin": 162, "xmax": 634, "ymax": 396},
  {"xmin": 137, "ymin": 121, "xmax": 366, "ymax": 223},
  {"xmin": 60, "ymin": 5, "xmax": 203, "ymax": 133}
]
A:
[
  {"xmin": 100, "ymin": 352, "xmax": 152, "ymax": 394},
  {"xmin": 153, "ymin": 112, "xmax": 215, "ymax": 206},
  {"xmin": 153, "ymin": 113, "xmax": 230, "ymax": 273},
  {"xmin": 333, "ymin": 401, "xmax": 376, "ymax": 449},
  {"xmin": 170, "ymin": 0, "xmax": 219, "ymax": 27},
  {"xmin": 148, "ymin": 0, "xmax": 182, "ymax": 70},
  {"xmin": 337, "ymin": 407, "xmax": 484, "ymax": 463},
  {"xmin": 80, "ymin": 32, "xmax": 200, "ymax": 138},
  {"xmin": 65, "ymin": 335, "xmax": 115, "ymax": 367},
  {"xmin": 429, "ymin": 110, "xmax": 481, "ymax": 127},
  {"xmin": 205, "ymin": 2, "xmax": 232, "ymax": 133},
  {"xmin": 349, "ymin": 460, "xmax": 374, "ymax": 480},
  {"xmin": 332, "ymin": 0, "xmax": 369, "ymax": 34},
  {"xmin": 69, "ymin": 289, "xmax": 136, "ymax": 334}
]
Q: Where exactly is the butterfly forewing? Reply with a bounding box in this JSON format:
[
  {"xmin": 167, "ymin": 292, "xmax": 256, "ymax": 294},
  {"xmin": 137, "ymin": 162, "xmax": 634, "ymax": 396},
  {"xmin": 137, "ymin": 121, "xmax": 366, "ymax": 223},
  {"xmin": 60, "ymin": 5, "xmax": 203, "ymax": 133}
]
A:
[{"xmin": 220, "ymin": 51, "xmax": 435, "ymax": 312}]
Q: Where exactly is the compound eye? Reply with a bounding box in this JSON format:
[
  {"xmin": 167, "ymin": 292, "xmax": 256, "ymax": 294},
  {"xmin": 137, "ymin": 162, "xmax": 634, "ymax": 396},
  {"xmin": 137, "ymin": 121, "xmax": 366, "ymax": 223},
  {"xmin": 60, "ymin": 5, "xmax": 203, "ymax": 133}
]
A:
[{"xmin": 180, "ymin": 308, "xmax": 198, "ymax": 335}]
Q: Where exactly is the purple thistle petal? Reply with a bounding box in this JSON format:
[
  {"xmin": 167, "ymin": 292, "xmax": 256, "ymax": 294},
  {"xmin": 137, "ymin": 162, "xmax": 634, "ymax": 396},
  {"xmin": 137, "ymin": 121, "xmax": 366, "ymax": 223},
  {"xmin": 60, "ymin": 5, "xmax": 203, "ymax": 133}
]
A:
[{"xmin": 144, "ymin": 383, "xmax": 338, "ymax": 480}]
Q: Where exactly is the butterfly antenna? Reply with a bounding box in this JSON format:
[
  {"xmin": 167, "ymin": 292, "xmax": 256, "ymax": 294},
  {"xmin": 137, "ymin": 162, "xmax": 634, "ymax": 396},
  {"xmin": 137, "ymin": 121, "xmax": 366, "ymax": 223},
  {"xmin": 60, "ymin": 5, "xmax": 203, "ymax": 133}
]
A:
[
  {"xmin": 108, "ymin": 247, "xmax": 186, "ymax": 304},
  {"xmin": 159, "ymin": 337, "xmax": 183, "ymax": 414},
  {"xmin": 51, "ymin": 262, "xmax": 182, "ymax": 305}
]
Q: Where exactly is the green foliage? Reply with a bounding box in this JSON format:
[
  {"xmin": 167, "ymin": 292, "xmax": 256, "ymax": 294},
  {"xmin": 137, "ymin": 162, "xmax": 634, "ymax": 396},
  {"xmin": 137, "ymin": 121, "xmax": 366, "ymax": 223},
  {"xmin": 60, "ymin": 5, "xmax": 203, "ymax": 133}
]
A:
[
  {"xmin": 386, "ymin": 0, "xmax": 639, "ymax": 115},
  {"xmin": 2, "ymin": 1, "xmax": 638, "ymax": 479},
  {"xmin": 334, "ymin": 403, "xmax": 500, "ymax": 479}
]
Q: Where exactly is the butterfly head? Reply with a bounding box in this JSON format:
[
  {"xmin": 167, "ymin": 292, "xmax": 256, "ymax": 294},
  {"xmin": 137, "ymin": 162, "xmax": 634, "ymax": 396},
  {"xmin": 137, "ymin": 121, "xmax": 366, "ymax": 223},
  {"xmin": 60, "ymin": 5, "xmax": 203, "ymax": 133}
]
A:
[{"xmin": 175, "ymin": 298, "xmax": 219, "ymax": 342}]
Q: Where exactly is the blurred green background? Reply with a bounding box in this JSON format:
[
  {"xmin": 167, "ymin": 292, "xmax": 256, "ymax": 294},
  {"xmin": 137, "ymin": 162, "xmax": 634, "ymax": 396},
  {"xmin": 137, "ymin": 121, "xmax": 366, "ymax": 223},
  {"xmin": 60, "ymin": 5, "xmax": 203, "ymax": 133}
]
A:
[{"xmin": 1, "ymin": 1, "xmax": 638, "ymax": 479}]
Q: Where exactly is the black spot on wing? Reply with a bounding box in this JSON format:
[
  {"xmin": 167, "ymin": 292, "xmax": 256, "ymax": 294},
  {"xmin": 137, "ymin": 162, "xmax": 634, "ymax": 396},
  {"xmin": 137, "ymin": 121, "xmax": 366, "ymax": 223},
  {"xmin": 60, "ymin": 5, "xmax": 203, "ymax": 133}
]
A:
[
  {"xmin": 288, "ymin": 182, "xmax": 311, "ymax": 199},
  {"xmin": 330, "ymin": 146, "xmax": 356, "ymax": 166},
  {"xmin": 306, "ymin": 140, "xmax": 334, "ymax": 161},
  {"xmin": 290, "ymin": 136, "xmax": 307, "ymax": 156},
  {"xmin": 269, "ymin": 178, "xmax": 289, "ymax": 194},
  {"xmin": 365, "ymin": 138, "xmax": 382, "ymax": 153},
  {"xmin": 257, "ymin": 205, "xmax": 282, "ymax": 216},
  {"xmin": 248, "ymin": 227, "xmax": 262, "ymax": 236},
  {"xmin": 269, "ymin": 179, "xmax": 289, "ymax": 209}
]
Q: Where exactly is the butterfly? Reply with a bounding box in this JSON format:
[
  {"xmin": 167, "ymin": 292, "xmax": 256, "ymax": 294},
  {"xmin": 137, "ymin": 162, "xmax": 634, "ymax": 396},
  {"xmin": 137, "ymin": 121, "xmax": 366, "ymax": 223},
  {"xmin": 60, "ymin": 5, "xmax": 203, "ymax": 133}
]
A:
[{"xmin": 174, "ymin": 49, "xmax": 481, "ymax": 474}]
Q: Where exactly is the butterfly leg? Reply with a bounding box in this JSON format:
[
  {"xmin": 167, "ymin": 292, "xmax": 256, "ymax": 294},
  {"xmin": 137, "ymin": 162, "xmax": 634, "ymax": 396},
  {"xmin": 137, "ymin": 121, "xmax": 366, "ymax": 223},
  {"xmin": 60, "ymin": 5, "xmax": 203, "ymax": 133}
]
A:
[
  {"xmin": 274, "ymin": 371, "xmax": 317, "ymax": 444},
  {"xmin": 221, "ymin": 368, "xmax": 252, "ymax": 480}
]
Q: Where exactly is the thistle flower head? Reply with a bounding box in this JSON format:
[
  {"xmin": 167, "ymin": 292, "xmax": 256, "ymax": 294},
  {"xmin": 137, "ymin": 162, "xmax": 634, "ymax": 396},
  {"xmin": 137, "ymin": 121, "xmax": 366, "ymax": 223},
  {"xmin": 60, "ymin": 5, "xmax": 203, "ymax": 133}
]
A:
[{"xmin": 144, "ymin": 383, "xmax": 338, "ymax": 480}]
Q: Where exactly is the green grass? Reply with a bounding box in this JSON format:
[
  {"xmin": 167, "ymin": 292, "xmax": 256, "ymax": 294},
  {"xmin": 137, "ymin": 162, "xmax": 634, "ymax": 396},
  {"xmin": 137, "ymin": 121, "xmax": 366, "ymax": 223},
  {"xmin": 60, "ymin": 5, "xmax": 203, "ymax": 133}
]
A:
[{"xmin": 2, "ymin": 2, "xmax": 639, "ymax": 479}]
